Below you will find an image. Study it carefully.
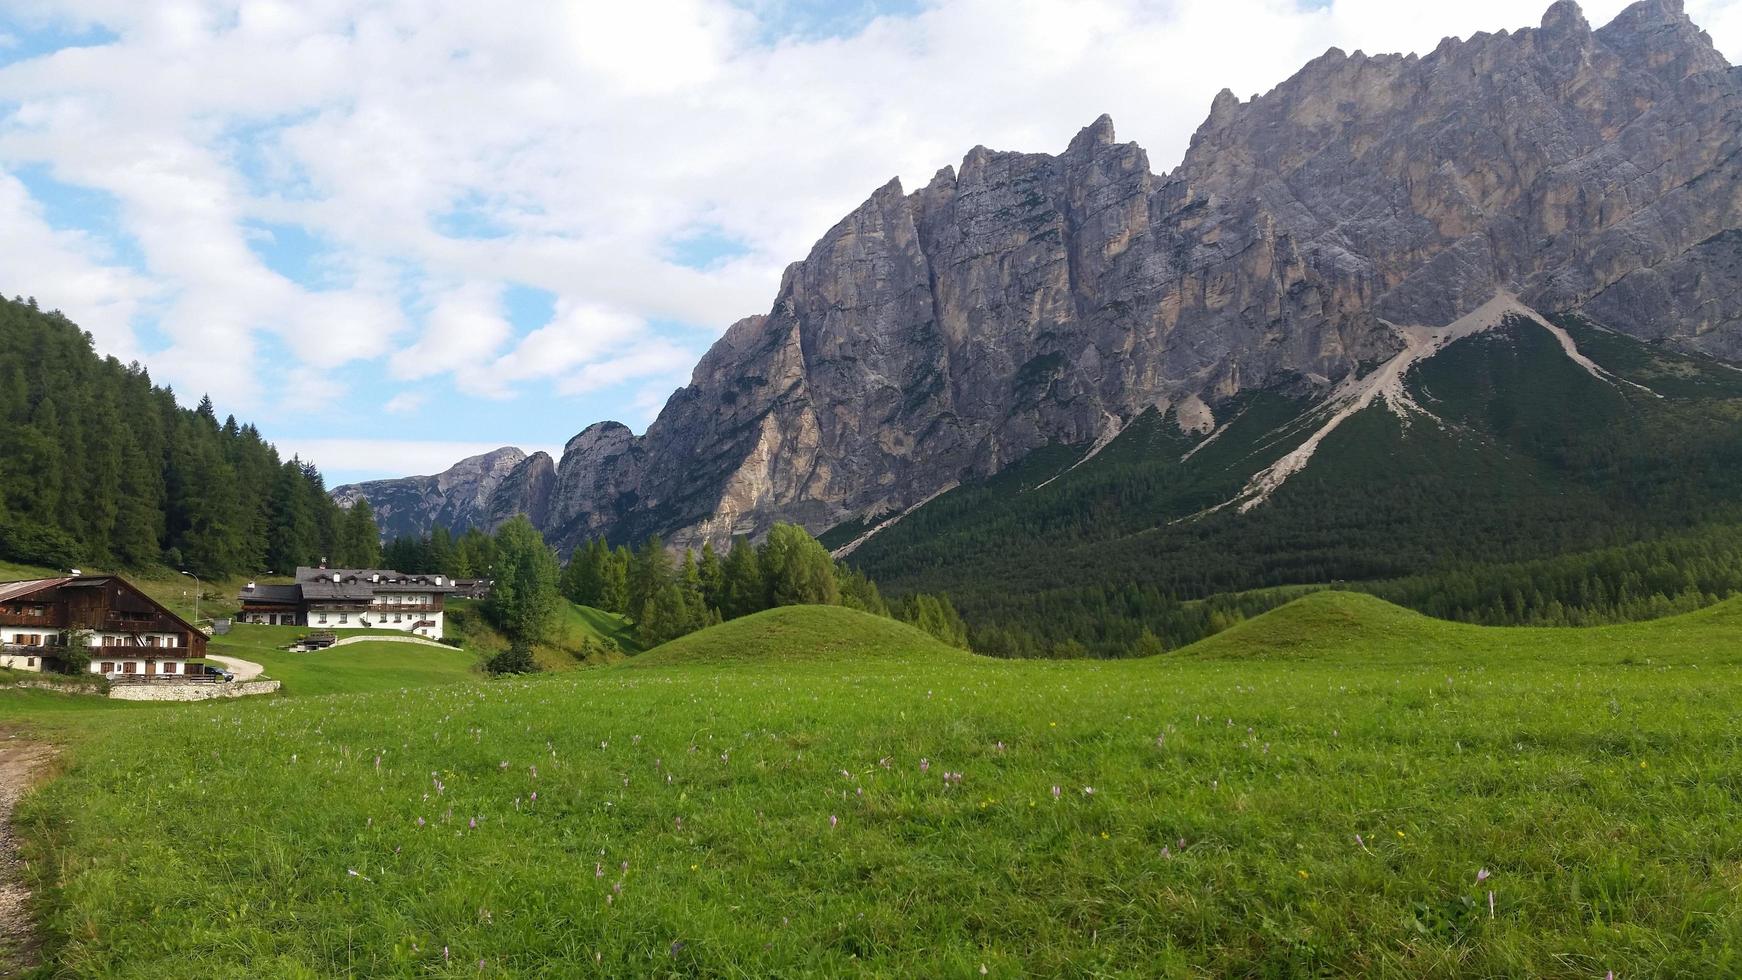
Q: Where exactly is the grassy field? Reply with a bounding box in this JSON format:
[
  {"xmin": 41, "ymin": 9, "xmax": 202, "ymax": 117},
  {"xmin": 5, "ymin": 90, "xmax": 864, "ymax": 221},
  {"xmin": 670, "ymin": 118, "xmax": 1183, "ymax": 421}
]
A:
[
  {"xmin": 207, "ymin": 624, "xmax": 486, "ymax": 697},
  {"xmin": 10, "ymin": 594, "xmax": 1742, "ymax": 975}
]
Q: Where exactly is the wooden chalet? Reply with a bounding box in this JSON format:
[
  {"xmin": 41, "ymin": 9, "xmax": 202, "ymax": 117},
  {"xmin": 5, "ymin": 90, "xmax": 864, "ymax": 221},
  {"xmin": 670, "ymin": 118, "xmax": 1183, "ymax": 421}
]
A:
[{"xmin": 0, "ymin": 574, "xmax": 208, "ymax": 677}]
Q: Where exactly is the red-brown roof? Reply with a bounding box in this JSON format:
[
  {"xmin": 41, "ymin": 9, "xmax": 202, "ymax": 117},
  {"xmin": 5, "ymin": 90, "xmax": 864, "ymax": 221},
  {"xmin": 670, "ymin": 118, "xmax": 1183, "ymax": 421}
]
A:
[{"xmin": 0, "ymin": 577, "xmax": 74, "ymax": 603}]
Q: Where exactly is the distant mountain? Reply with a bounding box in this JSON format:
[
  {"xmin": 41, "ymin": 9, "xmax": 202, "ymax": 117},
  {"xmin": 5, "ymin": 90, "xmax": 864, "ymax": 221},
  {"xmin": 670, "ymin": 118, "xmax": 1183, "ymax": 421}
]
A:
[
  {"xmin": 332, "ymin": 447, "xmax": 538, "ymax": 541},
  {"xmin": 349, "ymin": 0, "xmax": 1742, "ymax": 569}
]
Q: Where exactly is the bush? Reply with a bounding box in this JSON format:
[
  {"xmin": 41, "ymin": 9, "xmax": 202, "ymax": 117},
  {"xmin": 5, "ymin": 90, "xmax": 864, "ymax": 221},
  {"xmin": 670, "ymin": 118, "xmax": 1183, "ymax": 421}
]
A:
[
  {"xmin": 439, "ymin": 637, "xmax": 464, "ymax": 648},
  {"xmin": 485, "ymin": 642, "xmax": 536, "ymax": 675}
]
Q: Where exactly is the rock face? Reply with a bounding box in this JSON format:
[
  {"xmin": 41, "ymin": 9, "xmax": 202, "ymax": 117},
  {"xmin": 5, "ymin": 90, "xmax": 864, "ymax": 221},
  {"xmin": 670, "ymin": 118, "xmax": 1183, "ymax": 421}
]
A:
[
  {"xmin": 332, "ymin": 447, "xmax": 535, "ymax": 540},
  {"xmin": 348, "ymin": 0, "xmax": 1742, "ymax": 552}
]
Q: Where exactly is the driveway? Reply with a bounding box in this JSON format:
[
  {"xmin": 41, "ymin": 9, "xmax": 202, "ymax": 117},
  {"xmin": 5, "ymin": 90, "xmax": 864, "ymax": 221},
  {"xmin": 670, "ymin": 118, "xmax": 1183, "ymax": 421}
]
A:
[{"xmin": 207, "ymin": 655, "xmax": 265, "ymax": 681}]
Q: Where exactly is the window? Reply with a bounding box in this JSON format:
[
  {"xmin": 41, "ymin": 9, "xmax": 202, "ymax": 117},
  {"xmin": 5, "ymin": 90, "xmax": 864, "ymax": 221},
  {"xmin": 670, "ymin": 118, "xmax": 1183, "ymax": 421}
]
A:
[
  {"xmin": 395, "ymin": 613, "xmax": 402, "ymax": 623},
  {"xmin": 123, "ymin": 662, "xmax": 136, "ymax": 674},
  {"xmin": 339, "ymin": 613, "xmax": 348, "ymax": 625},
  {"xmin": 101, "ymin": 662, "xmax": 113, "ymax": 673},
  {"xmin": 318, "ymin": 613, "xmax": 327, "ymax": 624},
  {"xmin": 163, "ymin": 662, "xmax": 177, "ymax": 674},
  {"xmin": 25, "ymin": 657, "xmax": 34, "ymax": 667}
]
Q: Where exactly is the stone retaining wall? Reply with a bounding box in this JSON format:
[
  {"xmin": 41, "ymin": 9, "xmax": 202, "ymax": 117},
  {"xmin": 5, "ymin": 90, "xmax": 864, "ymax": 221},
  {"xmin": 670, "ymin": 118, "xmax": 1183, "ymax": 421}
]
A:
[
  {"xmin": 0, "ymin": 679, "xmax": 104, "ymax": 694},
  {"xmin": 107, "ymin": 680, "xmax": 281, "ymax": 701}
]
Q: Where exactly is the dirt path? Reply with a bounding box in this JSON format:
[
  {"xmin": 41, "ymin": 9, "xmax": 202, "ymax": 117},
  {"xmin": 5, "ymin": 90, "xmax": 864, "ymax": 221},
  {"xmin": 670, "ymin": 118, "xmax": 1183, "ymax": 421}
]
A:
[
  {"xmin": 208, "ymin": 655, "xmax": 264, "ymax": 681},
  {"xmin": 0, "ymin": 738, "xmax": 57, "ymax": 976}
]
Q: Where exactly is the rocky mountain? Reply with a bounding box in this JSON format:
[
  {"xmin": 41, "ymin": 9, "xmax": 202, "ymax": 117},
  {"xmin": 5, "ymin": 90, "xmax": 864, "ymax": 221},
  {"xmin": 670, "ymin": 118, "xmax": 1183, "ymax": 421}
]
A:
[
  {"xmin": 347, "ymin": 0, "xmax": 1742, "ymax": 554},
  {"xmin": 332, "ymin": 447, "xmax": 531, "ymax": 541}
]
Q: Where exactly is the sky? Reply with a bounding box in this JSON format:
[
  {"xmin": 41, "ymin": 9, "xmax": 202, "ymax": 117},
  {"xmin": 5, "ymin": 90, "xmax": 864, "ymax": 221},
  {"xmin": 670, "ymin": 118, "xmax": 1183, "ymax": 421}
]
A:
[{"xmin": 1, "ymin": 0, "xmax": 1738, "ymax": 486}]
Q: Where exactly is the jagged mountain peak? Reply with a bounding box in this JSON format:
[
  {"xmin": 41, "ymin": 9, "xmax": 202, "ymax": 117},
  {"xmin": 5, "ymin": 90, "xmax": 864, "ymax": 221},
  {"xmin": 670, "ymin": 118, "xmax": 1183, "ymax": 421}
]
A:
[{"xmin": 352, "ymin": 1, "xmax": 1742, "ymax": 557}]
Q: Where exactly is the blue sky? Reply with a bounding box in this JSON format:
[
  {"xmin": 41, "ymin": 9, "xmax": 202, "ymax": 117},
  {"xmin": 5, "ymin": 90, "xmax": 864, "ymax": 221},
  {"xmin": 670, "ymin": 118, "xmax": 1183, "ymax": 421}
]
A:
[{"xmin": 1, "ymin": 0, "xmax": 1737, "ymax": 485}]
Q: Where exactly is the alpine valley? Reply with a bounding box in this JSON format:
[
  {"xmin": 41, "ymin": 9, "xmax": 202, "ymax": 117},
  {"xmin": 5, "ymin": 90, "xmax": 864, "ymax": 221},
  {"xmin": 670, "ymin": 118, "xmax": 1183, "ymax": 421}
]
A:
[{"xmin": 336, "ymin": 0, "xmax": 1742, "ymax": 653}]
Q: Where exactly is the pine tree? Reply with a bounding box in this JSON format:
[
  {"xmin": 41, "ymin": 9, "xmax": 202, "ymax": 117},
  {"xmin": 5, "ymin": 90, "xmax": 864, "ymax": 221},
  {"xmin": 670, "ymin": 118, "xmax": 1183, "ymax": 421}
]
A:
[
  {"xmin": 341, "ymin": 499, "xmax": 382, "ymax": 567},
  {"xmin": 628, "ymin": 534, "xmax": 673, "ymax": 623},
  {"xmin": 428, "ymin": 525, "xmax": 455, "ymax": 573},
  {"xmin": 698, "ymin": 542, "xmax": 723, "ymax": 609},
  {"xmin": 599, "ymin": 545, "xmax": 630, "ymax": 613},
  {"xmin": 758, "ymin": 523, "xmax": 838, "ymax": 608},
  {"xmin": 719, "ymin": 537, "xmax": 764, "ymax": 619},
  {"xmin": 484, "ymin": 516, "xmax": 560, "ymax": 644},
  {"xmin": 638, "ymin": 582, "xmax": 694, "ymax": 646}
]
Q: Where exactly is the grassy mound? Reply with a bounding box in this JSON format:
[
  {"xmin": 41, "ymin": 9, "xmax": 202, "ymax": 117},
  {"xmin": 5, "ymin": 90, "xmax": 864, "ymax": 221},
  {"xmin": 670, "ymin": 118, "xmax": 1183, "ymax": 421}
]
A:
[
  {"xmin": 1175, "ymin": 591, "xmax": 1463, "ymax": 659},
  {"xmin": 626, "ymin": 605, "xmax": 972, "ymax": 669},
  {"xmin": 1177, "ymin": 589, "xmax": 1742, "ymax": 666}
]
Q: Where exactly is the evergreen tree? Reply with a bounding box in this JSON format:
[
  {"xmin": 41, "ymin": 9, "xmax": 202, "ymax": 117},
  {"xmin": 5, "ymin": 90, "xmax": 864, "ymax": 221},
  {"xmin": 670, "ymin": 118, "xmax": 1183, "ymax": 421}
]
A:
[
  {"xmin": 758, "ymin": 523, "xmax": 839, "ymax": 607},
  {"xmin": 719, "ymin": 537, "xmax": 765, "ymax": 619},
  {"xmin": 898, "ymin": 593, "xmax": 969, "ymax": 649},
  {"xmin": 340, "ymin": 499, "xmax": 382, "ymax": 567},
  {"xmin": 638, "ymin": 582, "xmax": 694, "ymax": 646},
  {"xmin": 679, "ymin": 549, "xmax": 709, "ymax": 628},
  {"xmin": 698, "ymin": 542, "xmax": 724, "ymax": 609},
  {"xmin": 627, "ymin": 534, "xmax": 673, "ymax": 623},
  {"xmin": 561, "ymin": 538, "xmax": 609, "ymax": 606},
  {"xmin": 428, "ymin": 525, "xmax": 455, "ymax": 573},
  {"xmin": 484, "ymin": 516, "xmax": 561, "ymax": 645},
  {"xmin": 598, "ymin": 545, "xmax": 630, "ymax": 614}
]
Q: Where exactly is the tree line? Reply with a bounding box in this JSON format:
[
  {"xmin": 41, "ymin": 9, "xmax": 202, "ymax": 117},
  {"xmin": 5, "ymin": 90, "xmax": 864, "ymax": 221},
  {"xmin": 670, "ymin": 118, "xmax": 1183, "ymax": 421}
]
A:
[
  {"xmin": 384, "ymin": 519, "xmax": 969, "ymax": 672},
  {"xmin": 0, "ymin": 296, "xmax": 380, "ymax": 577}
]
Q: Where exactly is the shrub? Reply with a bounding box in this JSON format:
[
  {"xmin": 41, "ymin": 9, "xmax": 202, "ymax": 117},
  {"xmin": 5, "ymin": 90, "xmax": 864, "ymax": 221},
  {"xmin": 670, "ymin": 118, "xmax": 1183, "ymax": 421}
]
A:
[{"xmin": 485, "ymin": 642, "xmax": 536, "ymax": 675}]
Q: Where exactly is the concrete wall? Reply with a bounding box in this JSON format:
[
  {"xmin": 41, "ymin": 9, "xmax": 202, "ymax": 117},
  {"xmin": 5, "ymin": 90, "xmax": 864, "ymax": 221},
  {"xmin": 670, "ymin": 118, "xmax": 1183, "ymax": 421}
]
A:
[{"xmin": 107, "ymin": 680, "xmax": 281, "ymax": 701}]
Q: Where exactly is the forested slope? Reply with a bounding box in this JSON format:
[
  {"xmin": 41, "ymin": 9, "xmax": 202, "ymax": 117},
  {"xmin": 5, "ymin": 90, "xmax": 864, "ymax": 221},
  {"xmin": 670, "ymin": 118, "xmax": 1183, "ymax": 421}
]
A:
[
  {"xmin": 0, "ymin": 296, "xmax": 371, "ymax": 576},
  {"xmin": 848, "ymin": 318, "xmax": 1742, "ymax": 656}
]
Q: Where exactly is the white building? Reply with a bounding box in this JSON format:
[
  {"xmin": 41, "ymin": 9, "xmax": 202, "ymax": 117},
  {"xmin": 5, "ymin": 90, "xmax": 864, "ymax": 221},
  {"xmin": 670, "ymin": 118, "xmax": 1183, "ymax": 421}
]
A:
[{"xmin": 237, "ymin": 566, "xmax": 457, "ymax": 639}]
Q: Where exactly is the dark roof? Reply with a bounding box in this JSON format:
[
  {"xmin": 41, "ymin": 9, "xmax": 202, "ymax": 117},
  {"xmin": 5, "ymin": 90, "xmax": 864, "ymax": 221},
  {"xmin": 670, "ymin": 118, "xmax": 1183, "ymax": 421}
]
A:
[
  {"xmin": 241, "ymin": 567, "xmax": 459, "ymax": 605},
  {"xmin": 0, "ymin": 574, "xmax": 205, "ymax": 637},
  {"xmin": 0, "ymin": 577, "xmax": 74, "ymax": 602},
  {"xmin": 238, "ymin": 584, "xmax": 303, "ymax": 605}
]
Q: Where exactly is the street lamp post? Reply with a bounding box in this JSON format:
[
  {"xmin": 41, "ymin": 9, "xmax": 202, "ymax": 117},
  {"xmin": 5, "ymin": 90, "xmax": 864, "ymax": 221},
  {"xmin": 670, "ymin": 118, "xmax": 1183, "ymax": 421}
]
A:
[{"xmin": 180, "ymin": 570, "xmax": 201, "ymax": 625}]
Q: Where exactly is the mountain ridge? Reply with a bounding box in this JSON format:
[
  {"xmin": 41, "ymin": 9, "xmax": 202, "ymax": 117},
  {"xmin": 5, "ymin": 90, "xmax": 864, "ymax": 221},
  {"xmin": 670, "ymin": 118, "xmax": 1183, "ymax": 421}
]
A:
[{"xmin": 335, "ymin": 0, "xmax": 1742, "ymax": 558}]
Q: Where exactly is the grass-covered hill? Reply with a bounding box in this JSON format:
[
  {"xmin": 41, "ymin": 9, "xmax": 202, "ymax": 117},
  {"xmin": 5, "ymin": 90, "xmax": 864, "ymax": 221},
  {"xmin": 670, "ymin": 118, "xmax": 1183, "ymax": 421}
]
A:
[
  {"xmin": 846, "ymin": 316, "xmax": 1742, "ymax": 655},
  {"xmin": 1175, "ymin": 589, "xmax": 1742, "ymax": 665},
  {"xmin": 627, "ymin": 604, "xmax": 975, "ymax": 669},
  {"xmin": 12, "ymin": 592, "xmax": 1742, "ymax": 975}
]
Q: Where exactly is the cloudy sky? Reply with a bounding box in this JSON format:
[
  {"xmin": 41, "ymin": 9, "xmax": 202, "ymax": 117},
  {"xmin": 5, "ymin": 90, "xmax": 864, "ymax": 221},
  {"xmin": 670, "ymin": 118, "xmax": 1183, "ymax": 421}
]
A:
[{"xmin": 2, "ymin": 0, "xmax": 1738, "ymax": 485}]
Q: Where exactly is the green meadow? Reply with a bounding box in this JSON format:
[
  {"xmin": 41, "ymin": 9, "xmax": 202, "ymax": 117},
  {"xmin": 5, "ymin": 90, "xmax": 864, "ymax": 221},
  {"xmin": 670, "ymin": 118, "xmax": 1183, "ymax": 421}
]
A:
[{"xmin": 7, "ymin": 594, "xmax": 1742, "ymax": 976}]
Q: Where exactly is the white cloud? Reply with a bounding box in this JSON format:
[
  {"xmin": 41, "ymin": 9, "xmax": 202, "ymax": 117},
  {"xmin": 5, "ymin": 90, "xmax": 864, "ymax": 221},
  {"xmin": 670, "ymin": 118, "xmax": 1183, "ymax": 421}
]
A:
[
  {"xmin": 474, "ymin": 300, "xmax": 644, "ymax": 396},
  {"xmin": 382, "ymin": 390, "xmax": 428, "ymax": 414},
  {"xmin": 394, "ymin": 282, "xmax": 512, "ymax": 381},
  {"xmin": 0, "ymin": 0, "xmax": 1737, "ymax": 435},
  {"xmin": 0, "ymin": 169, "xmax": 155, "ymax": 359}
]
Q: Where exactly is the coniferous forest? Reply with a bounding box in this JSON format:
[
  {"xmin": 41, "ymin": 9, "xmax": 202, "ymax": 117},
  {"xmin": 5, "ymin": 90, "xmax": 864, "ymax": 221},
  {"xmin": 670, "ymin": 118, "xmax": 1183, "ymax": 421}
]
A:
[{"xmin": 0, "ymin": 295, "xmax": 377, "ymax": 576}]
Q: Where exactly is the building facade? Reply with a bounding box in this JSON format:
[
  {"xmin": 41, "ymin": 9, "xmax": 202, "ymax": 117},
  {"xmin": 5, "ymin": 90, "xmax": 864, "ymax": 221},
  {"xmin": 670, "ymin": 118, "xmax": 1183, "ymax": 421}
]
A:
[
  {"xmin": 238, "ymin": 566, "xmax": 457, "ymax": 639},
  {"xmin": 0, "ymin": 575, "xmax": 208, "ymax": 676}
]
